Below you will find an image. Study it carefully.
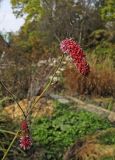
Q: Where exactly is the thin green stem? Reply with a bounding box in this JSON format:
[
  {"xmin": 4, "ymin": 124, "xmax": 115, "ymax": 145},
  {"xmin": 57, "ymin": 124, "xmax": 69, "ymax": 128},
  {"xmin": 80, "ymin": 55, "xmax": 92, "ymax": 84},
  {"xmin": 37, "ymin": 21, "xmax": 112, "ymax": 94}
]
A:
[
  {"xmin": 27, "ymin": 54, "xmax": 64, "ymax": 116},
  {"xmin": 0, "ymin": 129, "xmax": 18, "ymax": 136},
  {"xmin": 1, "ymin": 131, "xmax": 19, "ymax": 160},
  {"xmin": 0, "ymin": 81, "xmax": 26, "ymax": 119}
]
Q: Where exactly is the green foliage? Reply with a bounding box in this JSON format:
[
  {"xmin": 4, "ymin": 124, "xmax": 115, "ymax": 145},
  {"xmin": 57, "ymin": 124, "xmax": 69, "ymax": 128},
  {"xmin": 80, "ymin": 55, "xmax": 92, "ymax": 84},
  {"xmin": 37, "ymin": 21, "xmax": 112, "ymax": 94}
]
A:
[
  {"xmin": 32, "ymin": 102, "xmax": 111, "ymax": 160},
  {"xmin": 92, "ymin": 41, "xmax": 115, "ymax": 61},
  {"xmin": 11, "ymin": 0, "xmax": 43, "ymax": 21},
  {"xmin": 101, "ymin": 157, "xmax": 115, "ymax": 160},
  {"xmin": 98, "ymin": 130, "xmax": 115, "ymax": 145},
  {"xmin": 100, "ymin": 0, "xmax": 115, "ymax": 21},
  {"xmin": 89, "ymin": 29, "xmax": 110, "ymax": 45},
  {"xmin": 89, "ymin": 30, "xmax": 115, "ymax": 61},
  {"xmin": 107, "ymin": 100, "xmax": 114, "ymax": 111}
]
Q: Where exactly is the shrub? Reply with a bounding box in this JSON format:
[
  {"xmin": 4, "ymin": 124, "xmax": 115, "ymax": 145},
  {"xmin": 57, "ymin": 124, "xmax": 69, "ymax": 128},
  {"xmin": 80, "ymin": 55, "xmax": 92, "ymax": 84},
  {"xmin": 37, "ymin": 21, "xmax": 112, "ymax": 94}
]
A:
[{"xmin": 92, "ymin": 41, "xmax": 115, "ymax": 62}]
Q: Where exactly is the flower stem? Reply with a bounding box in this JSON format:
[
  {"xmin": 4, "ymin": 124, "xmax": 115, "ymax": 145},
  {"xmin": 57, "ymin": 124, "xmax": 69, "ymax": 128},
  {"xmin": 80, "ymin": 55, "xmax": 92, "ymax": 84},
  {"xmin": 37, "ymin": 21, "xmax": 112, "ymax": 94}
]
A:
[
  {"xmin": 0, "ymin": 129, "xmax": 18, "ymax": 135},
  {"xmin": 0, "ymin": 81, "xmax": 26, "ymax": 119},
  {"xmin": 27, "ymin": 54, "xmax": 64, "ymax": 116},
  {"xmin": 1, "ymin": 130, "xmax": 19, "ymax": 160}
]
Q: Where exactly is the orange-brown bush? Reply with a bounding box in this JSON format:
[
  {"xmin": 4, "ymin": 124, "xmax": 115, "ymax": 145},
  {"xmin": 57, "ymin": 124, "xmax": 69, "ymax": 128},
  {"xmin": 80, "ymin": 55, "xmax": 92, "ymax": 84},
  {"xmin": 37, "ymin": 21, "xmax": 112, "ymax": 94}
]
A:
[
  {"xmin": 63, "ymin": 128, "xmax": 115, "ymax": 160},
  {"xmin": 63, "ymin": 64, "xmax": 115, "ymax": 97}
]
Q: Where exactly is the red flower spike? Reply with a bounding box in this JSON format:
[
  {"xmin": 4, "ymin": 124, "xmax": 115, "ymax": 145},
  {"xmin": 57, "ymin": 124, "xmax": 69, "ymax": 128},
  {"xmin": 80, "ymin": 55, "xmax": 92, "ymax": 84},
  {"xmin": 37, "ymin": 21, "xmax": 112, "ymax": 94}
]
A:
[
  {"xmin": 60, "ymin": 38, "xmax": 90, "ymax": 76},
  {"xmin": 20, "ymin": 136, "xmax": 32, "ymax": 150},
  {"xmin": 21, "ymin": 120, "xmax": 28, "ymax": 131}
]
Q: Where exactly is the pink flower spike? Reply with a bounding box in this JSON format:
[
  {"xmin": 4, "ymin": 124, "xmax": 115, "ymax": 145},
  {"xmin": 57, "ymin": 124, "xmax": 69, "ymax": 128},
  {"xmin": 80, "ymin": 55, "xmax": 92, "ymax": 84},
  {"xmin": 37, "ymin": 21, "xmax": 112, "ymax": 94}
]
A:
[
  {"xmin": 20, "ymin": 136, "xmax": 32, "ymax": 150},
  {"xmin": 60, "ymin": 38, "xmax": 90, "ymax": 76}
]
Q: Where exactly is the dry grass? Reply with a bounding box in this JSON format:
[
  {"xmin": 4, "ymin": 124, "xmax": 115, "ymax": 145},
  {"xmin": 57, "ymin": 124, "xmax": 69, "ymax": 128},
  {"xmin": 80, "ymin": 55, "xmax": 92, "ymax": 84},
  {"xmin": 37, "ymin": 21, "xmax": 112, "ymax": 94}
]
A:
[
  {"xmin": 2, "ymin": 97, "xmax": 54, "ymax": 120},
  {"xmin": 63, "ymin": 57, "xmax": 115, "ymax": 97},
  {"xmin": 64, "ymin": 128, "xmax": 115, "ymax": 160}
]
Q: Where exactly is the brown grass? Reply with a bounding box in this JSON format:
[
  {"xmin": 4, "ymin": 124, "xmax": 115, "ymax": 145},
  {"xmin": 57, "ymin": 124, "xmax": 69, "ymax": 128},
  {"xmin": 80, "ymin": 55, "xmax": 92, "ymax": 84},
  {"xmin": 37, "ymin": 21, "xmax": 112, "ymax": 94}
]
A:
[
  {"xmin": 63, "ymin": 62, "xmax": 115, "ymax": 97},
  {"xmin": 63, "ymin": 128, "xmax": 115, "ymax": 160},
  {"xmin": 2, "ymin": 97, "xmax": 54, "ymax": 120}
]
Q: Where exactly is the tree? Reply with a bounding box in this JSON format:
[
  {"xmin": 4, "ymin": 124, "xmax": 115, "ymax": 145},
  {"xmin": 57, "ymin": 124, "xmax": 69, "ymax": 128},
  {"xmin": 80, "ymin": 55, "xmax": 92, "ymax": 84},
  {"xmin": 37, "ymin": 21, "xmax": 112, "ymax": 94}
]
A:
[
  {"xmin": 100, "ymin": 0, "xmax": 115, "ymax": 21},
  {"xmin": 11, "ymin": 0, "xmax": 104, "ymax": 46}
]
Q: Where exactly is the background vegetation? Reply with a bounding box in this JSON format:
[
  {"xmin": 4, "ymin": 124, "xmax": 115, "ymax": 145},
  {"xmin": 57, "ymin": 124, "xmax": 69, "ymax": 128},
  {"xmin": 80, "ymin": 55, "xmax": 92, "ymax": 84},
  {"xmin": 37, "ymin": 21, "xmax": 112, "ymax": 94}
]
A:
[
  {"xmin": 0, "ymin": 0, "xmax": 115, "ymax": 159},
  {"xmin": 0, "ymin": 0, "xmax": 114, "ymax": 100}
]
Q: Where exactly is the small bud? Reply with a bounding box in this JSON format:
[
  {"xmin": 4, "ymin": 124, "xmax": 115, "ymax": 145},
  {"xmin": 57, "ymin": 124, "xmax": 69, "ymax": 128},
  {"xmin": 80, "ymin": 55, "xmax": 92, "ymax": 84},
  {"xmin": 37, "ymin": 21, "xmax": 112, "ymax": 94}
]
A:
[{"xmin": 21, "ymin": 120, "xmax": 28, "ymax": 131}]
